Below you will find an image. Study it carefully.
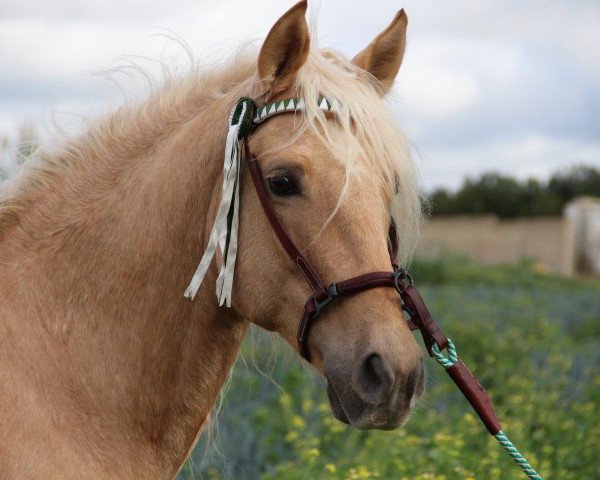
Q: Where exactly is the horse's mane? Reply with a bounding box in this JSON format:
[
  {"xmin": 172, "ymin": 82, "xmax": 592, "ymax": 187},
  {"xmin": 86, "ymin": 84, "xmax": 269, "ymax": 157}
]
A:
[
  {"xmin": 0, "ymin": 49, "xmax": 257, "ymax": 235},
  {"xmin": 0, "ymin": 45, "xmax": 421, "ymax": 263}
]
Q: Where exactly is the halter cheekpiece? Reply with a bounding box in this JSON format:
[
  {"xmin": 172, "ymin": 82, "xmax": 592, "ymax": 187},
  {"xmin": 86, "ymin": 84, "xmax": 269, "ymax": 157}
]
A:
[
  {"xmin": 185, "ymin": 96, "xmax": 426, "ymax": 362},
  {"xmin": 184, "ymin": 96, "xmax": 337, "ymax": 306}
]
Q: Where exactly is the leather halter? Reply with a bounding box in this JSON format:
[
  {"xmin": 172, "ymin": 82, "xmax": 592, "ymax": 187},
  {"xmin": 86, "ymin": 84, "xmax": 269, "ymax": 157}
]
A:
[
  {"xmin": 243, "ymin": 138, "xmax": 448, "ymax": 363},
  {"xmin": 237, "ymin": 104, "xmax": 533, "ymax": 474}
]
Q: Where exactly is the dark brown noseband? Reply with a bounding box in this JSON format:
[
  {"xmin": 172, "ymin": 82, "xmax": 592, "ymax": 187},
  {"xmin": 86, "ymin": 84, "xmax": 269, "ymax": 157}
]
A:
[{"xmin": 244, "ymin": 141, "xmax": 448, "ymax": 362}]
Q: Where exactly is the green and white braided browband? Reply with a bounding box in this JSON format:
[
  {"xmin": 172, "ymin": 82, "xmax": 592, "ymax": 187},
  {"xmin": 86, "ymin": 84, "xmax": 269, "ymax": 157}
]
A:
[
  {"xmin": 253, "ymin": 96, "xmax": 338, "ymax": 124},
  {"xmin": 185, "ymin": 96, "xmax": 337, "ymax": 304}
]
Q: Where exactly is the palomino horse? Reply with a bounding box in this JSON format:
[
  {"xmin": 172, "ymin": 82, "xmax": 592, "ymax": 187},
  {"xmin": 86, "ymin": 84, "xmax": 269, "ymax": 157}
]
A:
[{"xmin": 0, "ymin": 2, "xmax": 424, "ymax": 478}]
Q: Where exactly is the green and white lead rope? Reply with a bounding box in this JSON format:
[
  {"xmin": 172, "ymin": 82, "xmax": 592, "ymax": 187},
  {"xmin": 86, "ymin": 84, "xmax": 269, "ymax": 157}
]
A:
[{"xmin": 432, "ymin": 340, "xmax": 543, "ymax": 480}]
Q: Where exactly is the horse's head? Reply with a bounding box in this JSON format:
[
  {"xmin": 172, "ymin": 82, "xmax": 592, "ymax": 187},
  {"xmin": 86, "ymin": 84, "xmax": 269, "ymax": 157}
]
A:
[{"xmin": 235, "ymin": 1, "xmax": 424, "ymax": 430}]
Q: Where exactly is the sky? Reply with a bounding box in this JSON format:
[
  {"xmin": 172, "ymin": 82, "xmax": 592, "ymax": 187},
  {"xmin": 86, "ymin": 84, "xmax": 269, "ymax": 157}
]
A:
[{"xmin": 1, "ymin": 0, "xmax": 599, "ymax": 190}]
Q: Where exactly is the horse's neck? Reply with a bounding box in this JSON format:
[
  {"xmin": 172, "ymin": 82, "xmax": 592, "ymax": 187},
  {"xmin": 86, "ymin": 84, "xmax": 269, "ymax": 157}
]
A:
[{"xmin": 0, "ymin": 96, "xmax": 248, "ymax": 477}]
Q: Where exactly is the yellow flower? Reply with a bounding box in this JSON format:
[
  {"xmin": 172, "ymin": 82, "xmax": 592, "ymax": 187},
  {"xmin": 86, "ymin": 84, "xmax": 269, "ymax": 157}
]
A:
[
  {"xmin": 325, "ymin": 463, "xmax": 337, "ymax": 473},
  {"xmin": 463, "ymin": 413, "xmax": 476, "ymax": 426},
  {"xmin": 292, "ymin": 415, "xmax": 306, "ymax": 429},
  {"xmin": 301, "ymin": 448, "xmax": 320, "ymax": 461},
  {"xmin": 302, "ymin": 398, "xmax": 314, "ymax": 413},
  {"xmin": 279, "ymin": 393, "xmax": 292, "ymax": 408}
]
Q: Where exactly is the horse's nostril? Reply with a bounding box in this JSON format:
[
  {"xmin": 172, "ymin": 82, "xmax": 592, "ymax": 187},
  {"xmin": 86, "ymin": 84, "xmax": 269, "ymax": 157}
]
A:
[{"xmin": 356, "ymin": 353, "xmax": 393, "ymax": 405}]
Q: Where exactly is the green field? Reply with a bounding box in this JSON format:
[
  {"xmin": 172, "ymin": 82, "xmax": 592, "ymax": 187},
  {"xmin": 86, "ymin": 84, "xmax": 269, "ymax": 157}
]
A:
[{"xmin": 179, "ymin": 256, "xmax": 600, "ymax": 480}]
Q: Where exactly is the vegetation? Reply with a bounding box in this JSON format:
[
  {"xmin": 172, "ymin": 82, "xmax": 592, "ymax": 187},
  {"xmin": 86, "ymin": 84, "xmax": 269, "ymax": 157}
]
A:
[
  {"xmin": 179, "ymin": 255, "xmax": 600, "ymax": 479},
  {"xmin": 429, "ymin": 165, "xmax": 600, "ymax": 218}
]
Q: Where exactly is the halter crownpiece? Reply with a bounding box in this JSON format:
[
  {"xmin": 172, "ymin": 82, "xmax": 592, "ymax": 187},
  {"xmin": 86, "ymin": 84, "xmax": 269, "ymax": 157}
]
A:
[{"xmin": 184, "ymin": 96, "xmax": 338, "ymax": 304}]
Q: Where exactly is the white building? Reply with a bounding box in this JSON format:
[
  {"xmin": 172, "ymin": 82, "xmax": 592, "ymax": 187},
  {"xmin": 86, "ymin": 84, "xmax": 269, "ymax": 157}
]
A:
[{"xmin": 565, "ymin": 196, "xmax": 600, "ymax": 276}]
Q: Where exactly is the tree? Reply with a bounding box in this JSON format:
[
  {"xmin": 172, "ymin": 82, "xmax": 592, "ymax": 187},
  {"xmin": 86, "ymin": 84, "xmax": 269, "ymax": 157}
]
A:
[
  {"xmin": 549, "ymin": 165, "xmax": 600, "ymax": 202},
  {"xmin": 428, "ymin": 165, "xmax": 600, "ymax": 218}
]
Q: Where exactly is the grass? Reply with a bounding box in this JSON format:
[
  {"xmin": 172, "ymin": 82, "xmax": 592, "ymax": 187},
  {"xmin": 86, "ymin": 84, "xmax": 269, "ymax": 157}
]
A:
[{"xmin": 179, "ymin": 256, "xmax": 600, "ymax": 479}]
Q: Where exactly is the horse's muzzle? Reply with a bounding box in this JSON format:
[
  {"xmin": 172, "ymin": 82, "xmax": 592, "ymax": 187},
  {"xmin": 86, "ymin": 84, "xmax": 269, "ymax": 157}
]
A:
[{"xmin": 326, "ymin": 353, "xmax": 425, "ymax": 430}]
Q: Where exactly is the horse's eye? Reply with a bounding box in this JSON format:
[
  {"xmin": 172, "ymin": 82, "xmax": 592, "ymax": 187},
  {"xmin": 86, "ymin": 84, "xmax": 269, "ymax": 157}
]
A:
[{"xmin": 268, "ymin": 176, "xmax": 299, "ymax": 196}]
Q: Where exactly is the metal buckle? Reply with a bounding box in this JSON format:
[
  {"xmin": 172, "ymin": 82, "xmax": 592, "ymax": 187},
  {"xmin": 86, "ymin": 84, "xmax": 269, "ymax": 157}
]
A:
[{"xmin": 311, "ymin": 283, "xmax": 338, "ymax": 318}]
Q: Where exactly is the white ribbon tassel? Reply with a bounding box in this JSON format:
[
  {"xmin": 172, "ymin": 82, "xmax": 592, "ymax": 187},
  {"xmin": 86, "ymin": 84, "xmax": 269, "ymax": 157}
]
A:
[{"xmin": 184, "ymin": 101, "xmax": 247, "ymax": 305}]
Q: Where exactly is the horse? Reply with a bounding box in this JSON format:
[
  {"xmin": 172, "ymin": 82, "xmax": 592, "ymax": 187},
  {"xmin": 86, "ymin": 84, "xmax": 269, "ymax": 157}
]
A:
[{"xmin": 0, "ymin": 2, "xmax": 424, "ymax": 478}]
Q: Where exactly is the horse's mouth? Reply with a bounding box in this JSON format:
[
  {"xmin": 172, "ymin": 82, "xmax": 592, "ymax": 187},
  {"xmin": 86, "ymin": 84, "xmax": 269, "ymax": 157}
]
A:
[
  {"xmin": 326, "ymin": 374, "xmax": 420, "ymax": 431},
  {"xmin": 326, "ymin": 379, "xmax": 351, "ymax": 425}
]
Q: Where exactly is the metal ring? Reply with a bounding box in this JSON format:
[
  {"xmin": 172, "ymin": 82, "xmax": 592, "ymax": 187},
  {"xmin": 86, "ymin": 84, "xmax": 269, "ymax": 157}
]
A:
[{"xmin": 393, "ymin": 268, "xmax": 413, "ymax": 292}]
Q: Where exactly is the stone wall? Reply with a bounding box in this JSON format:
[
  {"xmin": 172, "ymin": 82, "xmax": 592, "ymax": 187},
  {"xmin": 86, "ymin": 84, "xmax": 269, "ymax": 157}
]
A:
[{"xmin": 418, "ymin": 215, "xmax": 575, "ymax": 276}]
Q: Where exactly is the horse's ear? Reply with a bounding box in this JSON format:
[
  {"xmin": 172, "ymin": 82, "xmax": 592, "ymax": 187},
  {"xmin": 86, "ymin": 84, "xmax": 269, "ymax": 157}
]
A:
[
  {"xmin": 258, "ymin": 0, "xmax": 310, "ymax": 99},
  {"xmin": 352, "ymin": 9, "xmax": 408, "ymax": 95}
]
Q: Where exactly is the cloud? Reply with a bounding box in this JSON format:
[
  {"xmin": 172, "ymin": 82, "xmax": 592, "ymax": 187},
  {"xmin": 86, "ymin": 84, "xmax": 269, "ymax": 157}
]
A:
[
  {"xmin": 0, "ymin": 0, "xmax": 196, "ymax": 21},
  {"xmin": 398, "ymin": 38, "xmax": 484, "ymax": 122},
  {"xmin": 419, "ymin": 135, "xmax": 600, "ymax": 190},
  {"xmin": 0, "ymin": 0, "xmax": 599, "ymax": 190}
]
